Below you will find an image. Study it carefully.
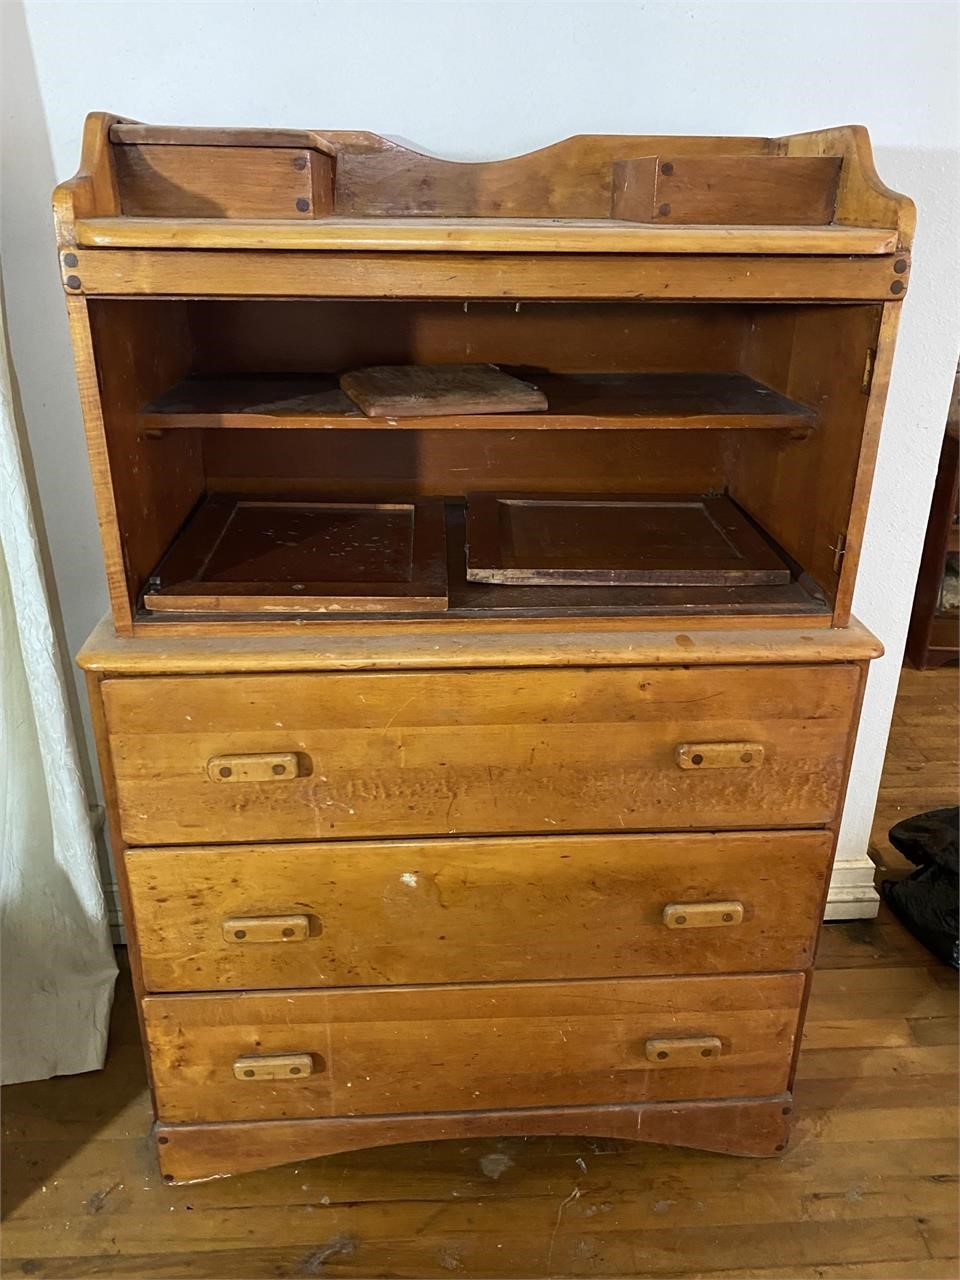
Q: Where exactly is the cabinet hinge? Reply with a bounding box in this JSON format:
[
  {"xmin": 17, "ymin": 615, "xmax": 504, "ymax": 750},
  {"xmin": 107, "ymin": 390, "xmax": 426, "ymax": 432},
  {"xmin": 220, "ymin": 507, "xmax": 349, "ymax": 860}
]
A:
[
  {"xmin": 861, "ymin": 347, "xmax": 877, "ymax": 394},
  {"xmin": 831, "ymin": 531, "xmax": 848, "ymax": 575}
]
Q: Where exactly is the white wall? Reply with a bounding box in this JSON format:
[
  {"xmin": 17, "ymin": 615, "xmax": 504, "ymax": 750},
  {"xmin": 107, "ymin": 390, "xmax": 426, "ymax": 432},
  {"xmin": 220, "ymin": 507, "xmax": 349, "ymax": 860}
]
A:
[{"xmin": 3, "ymin": 0, "xmax": 959, "ymax": 888}]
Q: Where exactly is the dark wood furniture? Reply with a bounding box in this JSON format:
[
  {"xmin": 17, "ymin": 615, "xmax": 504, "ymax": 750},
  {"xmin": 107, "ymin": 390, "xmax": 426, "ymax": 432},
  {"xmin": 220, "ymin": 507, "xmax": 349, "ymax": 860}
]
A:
[
  {"xmin": 906, "ymin": 369, "xmax": 960, "ymax": 669},
  {"xmin": 57, "ymin": 117, "xmax": 913, "ymax": 1182}
]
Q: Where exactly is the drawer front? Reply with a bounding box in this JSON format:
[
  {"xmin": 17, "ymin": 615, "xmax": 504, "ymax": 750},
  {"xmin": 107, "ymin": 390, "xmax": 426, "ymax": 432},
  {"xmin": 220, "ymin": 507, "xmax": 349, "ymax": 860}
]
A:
[
  {"xmin": 103, "ymin": 664, "xmax": 859, "ymax": 845},
  {"xmin": 143, "ymin": 972, "xmax": 804, "ymax": 1122},
  {"xmin": 128, "ymin": 831, "xmax": 832, "ymax": 992}
]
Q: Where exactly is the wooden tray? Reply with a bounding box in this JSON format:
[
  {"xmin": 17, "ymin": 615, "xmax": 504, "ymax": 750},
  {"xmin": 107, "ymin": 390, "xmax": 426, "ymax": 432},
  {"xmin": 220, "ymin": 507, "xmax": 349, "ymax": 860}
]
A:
[
  {"xmin": 340, "ymin": 364, "xmax": 547, "ymax": 418},
  {"xmin": 465, "ymin": 493, "xmax": 790, "ymax": 587},
  {"xmin": 143, "ymin": 494, "xmax": 447, "ymax": 614}
]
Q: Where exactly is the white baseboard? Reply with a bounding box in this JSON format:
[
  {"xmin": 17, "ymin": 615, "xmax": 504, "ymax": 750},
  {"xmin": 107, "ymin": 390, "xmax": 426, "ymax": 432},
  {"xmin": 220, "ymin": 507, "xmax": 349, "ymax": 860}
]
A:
[{"xmin": 824, "ymin": 853, "xmax": 881, "ymax": 921}]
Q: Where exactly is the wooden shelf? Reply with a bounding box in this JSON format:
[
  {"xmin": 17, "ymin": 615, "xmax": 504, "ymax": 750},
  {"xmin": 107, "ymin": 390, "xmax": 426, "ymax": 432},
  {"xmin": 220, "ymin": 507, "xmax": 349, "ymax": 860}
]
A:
[
  {"xmin": 75, "ymin": 216, "xmax": 899, "ymax": 257},
  {"xmin": 141, "ymin": 371, "xmax": 815, "ymax": 432}
]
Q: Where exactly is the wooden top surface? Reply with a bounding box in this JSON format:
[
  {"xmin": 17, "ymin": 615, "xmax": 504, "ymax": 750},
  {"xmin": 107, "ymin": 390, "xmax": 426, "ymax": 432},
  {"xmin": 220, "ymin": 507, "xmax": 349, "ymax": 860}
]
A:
[
  {"xmin": 73, "ymin": 217, "xmax": 899, "ymax": 256},
  {"xmin": 77, "ymin": 613, "xmax": 882, "ymax": 673}
]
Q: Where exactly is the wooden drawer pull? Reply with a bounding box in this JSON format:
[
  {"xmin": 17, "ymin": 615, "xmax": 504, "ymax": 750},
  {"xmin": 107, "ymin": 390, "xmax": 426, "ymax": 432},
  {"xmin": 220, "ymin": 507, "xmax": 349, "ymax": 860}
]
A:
[
  {"xmin": 233, "ymin": 1053, "xmax": 317, "ymax": 1082},
  {"xmin": 662, "ymin": 901, "xmax": 745, "ymax": 930},
  {"xmin": 222, "ymin": 914, "xmax": 311, "ymax": 944},
  {"xmin": 207, "ymin": 753, "xmax": 299, "ymax": 783},
  {"xmin": 645, "ymin": 1036, "xmax": 722, "ymax": 1065},
  {"xmin": 675, "ymin": 741, "xmax": 764, "ymax": 770}
]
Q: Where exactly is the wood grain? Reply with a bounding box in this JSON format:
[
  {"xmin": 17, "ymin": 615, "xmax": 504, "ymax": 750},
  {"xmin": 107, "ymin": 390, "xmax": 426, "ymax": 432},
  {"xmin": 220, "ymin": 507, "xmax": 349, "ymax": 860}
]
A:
[
  {"xmin": 142, "ymin": 973, "xmax": 804, "ymax": 1122},
  {"xmin": 141, "ymin": 370, "xmax": 816, "ymax": 432},
  {"xmin": 62, "ymin": 248, "xmax": 908, "ymax": 301},
  {"xmin": 339, "ymin": 364, "xmax": 547, "ymax": 417},
  {"xmin": 142, "ymin": 494, "xmax": 448, "ymax": 615},
  {"xmin": 155, "ymin": 1094, "xmax": 794, "ymax": 1182},
  {"xmin": 126, "ymin": 830, "xmax": 832, "ymax": 991},
  {"xmin": 464, "ymin": 493, "xmax": 791, "ymax": 586},
  {"xmin": 76, "ymin": 613, "xmax": 883, "ymax": 672},
  {"xmin": 114, "ymin": 145, "xmax": 315, "ymax": 219},
  {"xmin": 71, "ymin": 217, "xmax": 900, "ymax": 256},
  {"xmin": 101, "ymin": 663, "xmax": 861, "ymax": 844}
]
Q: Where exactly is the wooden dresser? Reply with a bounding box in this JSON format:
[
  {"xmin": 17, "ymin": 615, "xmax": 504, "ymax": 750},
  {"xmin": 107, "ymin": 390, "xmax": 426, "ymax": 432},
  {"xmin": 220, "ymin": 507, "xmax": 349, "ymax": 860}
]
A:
[{"xmin": 57, "ymin": 117, "xmax": 912, "ymax": 1183}]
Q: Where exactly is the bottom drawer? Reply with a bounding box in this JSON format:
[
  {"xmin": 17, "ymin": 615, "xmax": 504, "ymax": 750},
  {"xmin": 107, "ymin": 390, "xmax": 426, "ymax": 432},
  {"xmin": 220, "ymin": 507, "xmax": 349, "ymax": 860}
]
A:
[{"xmin": 143, "ymin": 973, "xmax": 804, "ymax": 1123}]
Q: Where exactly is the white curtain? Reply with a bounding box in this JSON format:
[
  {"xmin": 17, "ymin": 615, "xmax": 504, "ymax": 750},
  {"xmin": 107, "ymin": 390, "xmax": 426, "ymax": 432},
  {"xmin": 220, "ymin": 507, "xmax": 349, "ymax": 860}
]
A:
[{"xmin": 0, "ymin": 292, "xmax": 117, "ymax": 1084}]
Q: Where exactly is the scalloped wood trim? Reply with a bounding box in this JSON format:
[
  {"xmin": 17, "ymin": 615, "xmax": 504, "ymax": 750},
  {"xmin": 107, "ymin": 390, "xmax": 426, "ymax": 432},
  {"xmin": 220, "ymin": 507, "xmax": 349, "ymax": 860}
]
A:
[{"xmin": 156, "ymin": 1094, "xmax": 794, "ymax": 1182}]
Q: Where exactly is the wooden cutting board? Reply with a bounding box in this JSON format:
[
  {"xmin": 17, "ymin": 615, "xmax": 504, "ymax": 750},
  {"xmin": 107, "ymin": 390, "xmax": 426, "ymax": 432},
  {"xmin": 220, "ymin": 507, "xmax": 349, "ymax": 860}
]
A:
[{"xmin": 340, "ymin": 364, "xmax": 548, "ymax": 417}]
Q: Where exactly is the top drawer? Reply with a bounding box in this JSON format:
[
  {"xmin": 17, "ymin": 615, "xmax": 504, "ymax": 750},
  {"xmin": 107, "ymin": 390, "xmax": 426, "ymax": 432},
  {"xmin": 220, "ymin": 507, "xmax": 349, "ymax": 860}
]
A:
[{"xmin": 102, "ymin": 663, "xmax": 859, "ymax": 846}]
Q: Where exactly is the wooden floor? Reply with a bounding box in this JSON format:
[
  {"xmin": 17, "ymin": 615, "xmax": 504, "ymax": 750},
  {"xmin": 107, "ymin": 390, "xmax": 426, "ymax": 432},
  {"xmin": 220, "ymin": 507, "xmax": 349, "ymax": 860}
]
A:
[
  {"xmin": 3, "ymin": 668, "xmax": 957, "ymax": 1280},
  {"xmin": 871, "ymin": 663, "xmax": 959, "ymax": 877}
]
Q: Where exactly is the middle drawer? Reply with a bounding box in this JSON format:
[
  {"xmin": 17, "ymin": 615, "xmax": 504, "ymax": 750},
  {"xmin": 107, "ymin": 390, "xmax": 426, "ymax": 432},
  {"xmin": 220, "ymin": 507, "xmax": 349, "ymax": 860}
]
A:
[{"xmin": 127, "ymin": 830, "xmax": 832, "ymax": 992}]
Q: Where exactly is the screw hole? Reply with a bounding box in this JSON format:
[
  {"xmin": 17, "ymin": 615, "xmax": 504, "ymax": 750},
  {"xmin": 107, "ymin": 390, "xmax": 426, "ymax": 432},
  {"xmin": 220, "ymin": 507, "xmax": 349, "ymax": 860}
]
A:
[
  {"xmin": 243, "ymin": 1069, "xmax": 255, "ymax": 1078},
  {"xmin": 65, "ymin": 274, "xmax": 81, "ymax": 289},
  {"xmin": 656, "ymin": 1050, "xmax": 669, "ymax": 1060},
  {"xmin": 675, "ymin": 915, "xmax": 687, "ymax": 926},
  {"xmin": 740, "ymin": 752, "xmax": 753, "ymax": 763},
  {"xmin": 690, "ymin": 753, "xmax": 704, "ymax": 766},
  {"xmin": 661, "ymin": 162, "xmax": 674, "ymax": 176},
  {"xmin": 293, "ymin": 155, "xmax": 308, "ymax": 171},
  {"xmin": 289, "ymin": 1066, "xmax": 301, "ymax": 1075},
  {"xmin": 282, "ymin": 927, "xmax": 295, "ymax": 938},
  {"xmin": 163, "ymin": 1174, "xmax": 175, "ymax": 1182},
  {"xmin": 219, "ymin": 766, "xmax": 232, "ymax": 778},
  {"xmin": 157, "ymin": 1135, "xmax": 169, "ymax": 1145},
  {"xmin": 700, "ymin": 1048, "xmax": 712, "ymax": 1057},
  {"xmin": 722, "ymin": 912, "xmax": 733, "ymax": 923},
  {"xmin": 894, "ymin": 258, "xmax": 908, "ymax": 273},
  {"xmin": 234, "ymin": 929, "xmax": 246, "ymax": 940},
  {"xmin": 272, "ymin": 763, "xmax": 287, "ymax": 775},
  {"xmin": 890, "ymin": 280, "xmax": 905, "ymax": 295},
  {"xmin": 295, "ymin": 197, "xmax": 310, "ymax": 213},
  {"xmin": 63, "ymin": 252, "xmax": 78, "ymax": 268}
]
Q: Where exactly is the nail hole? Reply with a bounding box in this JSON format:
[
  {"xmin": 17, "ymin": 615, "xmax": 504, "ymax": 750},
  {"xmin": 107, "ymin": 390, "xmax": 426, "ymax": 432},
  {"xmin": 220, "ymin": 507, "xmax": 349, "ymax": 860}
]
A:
[
  {"xmin": 775, "ymin": 1143, "xmax": 785, "ymax": 1152},
  {"xmin": 690, "ymin": 753, "xmax": 704, "ymax": 766},
  {"xmin": 234, "ymin": 929, "xmax": 246, "ymax": 940},
  {"xmin": 157, "ymin": 1135, "xmax": 169, "ymax": 1145},
  {"xmin": 219, "ymin": 766, "xmax": 232, "ymax": 778},
  {"xmin": 272, "ymin": 763, "xmax": 286, "ymax": 775},
  {"xmin": 656, "ymin": 1050, "xmax": 669, "ymax": 1060},
  {"xmin": 163, "ymin": 1174, "xmax": 174, "ymax": 1182}
]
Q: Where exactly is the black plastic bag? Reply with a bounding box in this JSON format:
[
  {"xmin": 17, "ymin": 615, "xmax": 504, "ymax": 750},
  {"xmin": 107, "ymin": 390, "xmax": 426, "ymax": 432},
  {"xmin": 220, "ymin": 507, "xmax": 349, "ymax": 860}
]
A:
[{"xmin": 881, "ymin": 806, "xmax": 959, "ymax": 969}]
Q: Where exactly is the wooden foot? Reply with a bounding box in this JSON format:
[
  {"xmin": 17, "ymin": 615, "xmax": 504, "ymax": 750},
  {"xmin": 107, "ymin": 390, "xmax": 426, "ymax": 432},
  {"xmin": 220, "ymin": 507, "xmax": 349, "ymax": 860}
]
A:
[{"xmin": 156, "ymin": 1094, "xmax": 794, "ymax": 1182}]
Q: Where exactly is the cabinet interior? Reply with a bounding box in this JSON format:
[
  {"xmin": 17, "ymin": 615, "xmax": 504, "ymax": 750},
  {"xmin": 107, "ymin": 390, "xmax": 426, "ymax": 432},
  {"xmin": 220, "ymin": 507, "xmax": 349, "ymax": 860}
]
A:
[{"xmin": 86, "ymin": 297, "xmax": 881, "ymax": 625}]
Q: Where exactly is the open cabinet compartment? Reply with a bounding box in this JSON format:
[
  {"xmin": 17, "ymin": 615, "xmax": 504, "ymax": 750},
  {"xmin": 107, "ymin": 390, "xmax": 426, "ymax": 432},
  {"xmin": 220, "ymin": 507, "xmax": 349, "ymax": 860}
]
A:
[{"xmin": 82, "ymin": 295, "xmax": 883, "ymax": 630}]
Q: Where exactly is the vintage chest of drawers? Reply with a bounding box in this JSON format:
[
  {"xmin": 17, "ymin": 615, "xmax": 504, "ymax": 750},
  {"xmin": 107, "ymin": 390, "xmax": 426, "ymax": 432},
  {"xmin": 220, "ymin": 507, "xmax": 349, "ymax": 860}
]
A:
[{"xmin": 59, "ymin": 117, "xmax": 911, "ymax": 1181}]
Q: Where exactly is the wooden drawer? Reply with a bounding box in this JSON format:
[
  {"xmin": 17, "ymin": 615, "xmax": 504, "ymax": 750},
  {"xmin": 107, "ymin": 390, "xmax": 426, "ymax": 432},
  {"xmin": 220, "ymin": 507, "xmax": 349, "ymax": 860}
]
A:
[
  {"xmin": 143, "ymin": 972, "xmax": 804, "ymax": 1122},
  {"xmin": 128, "ymin": 830, "xmax": 832, "ymax": 992},
  {"xmin": 103, "ymin": 664, "xmax": 859, "ymax": 844}
]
